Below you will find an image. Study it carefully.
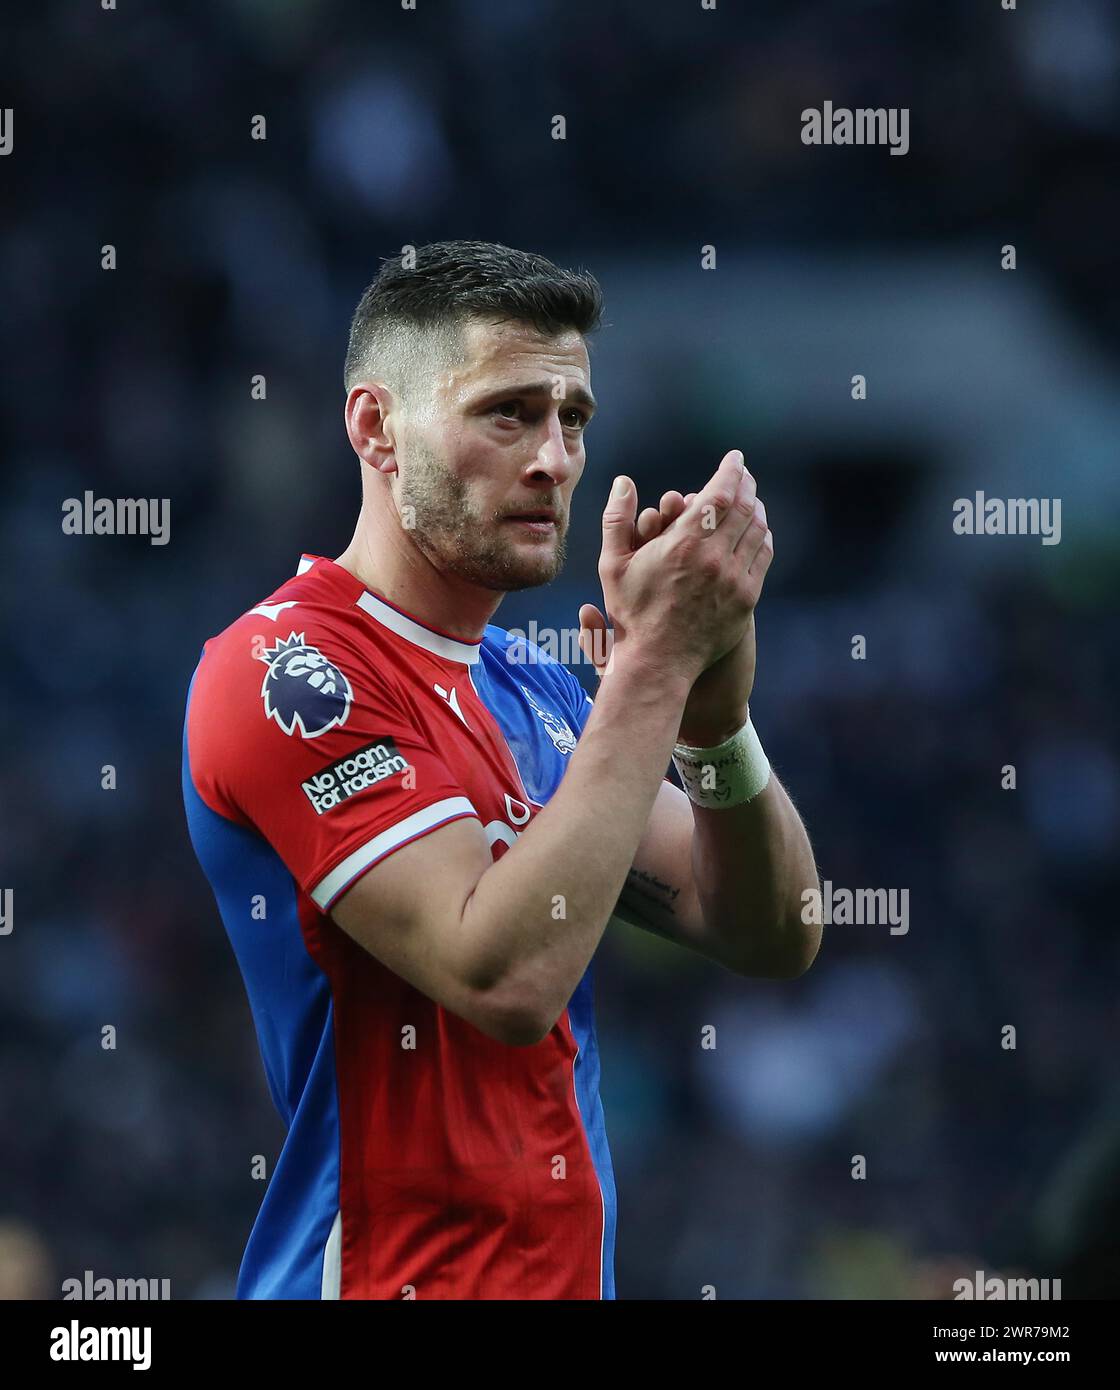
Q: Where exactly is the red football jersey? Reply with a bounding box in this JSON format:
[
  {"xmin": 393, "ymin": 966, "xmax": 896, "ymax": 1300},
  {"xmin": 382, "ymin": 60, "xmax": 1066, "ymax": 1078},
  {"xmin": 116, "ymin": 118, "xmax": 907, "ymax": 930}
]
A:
[{"xmin": 183, "ymin": 555, "xmax": 617, "ymax": 1299}]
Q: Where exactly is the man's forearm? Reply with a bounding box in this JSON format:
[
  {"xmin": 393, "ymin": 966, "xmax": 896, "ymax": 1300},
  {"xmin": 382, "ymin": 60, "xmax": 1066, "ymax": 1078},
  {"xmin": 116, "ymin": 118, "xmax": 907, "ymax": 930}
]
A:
[
  {"xmin": 689, "ymin": 772, "xmax": 821, "ymax": 978},
  {"xmin": 460, "ymin": 651, "xmax": 693, "ymax": 1033}
]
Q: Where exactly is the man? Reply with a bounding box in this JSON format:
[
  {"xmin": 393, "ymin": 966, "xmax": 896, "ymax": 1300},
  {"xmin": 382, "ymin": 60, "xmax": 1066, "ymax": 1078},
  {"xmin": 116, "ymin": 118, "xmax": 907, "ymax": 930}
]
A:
[{"xmin": 182, "ymin": 240, "xmax": 821, "ymax": 1301}]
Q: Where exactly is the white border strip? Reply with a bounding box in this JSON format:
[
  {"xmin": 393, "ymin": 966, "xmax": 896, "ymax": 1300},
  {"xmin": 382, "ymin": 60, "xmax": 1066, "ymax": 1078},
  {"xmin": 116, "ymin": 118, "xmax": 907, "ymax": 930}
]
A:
[
  {"xmin": 321, "ymin": 1208, "xmax": 342, "ymax": 1300},
  {"xmin": 567, "ymin": 1036, "xmax": 608, "ymax": 1300},
  {"xmin": 311, "ymin": 797, "xmax": 478, "ymax": 909},
  {"xmin": 355, "ymin": 591, "xmax": 482, "ymax": 665}
]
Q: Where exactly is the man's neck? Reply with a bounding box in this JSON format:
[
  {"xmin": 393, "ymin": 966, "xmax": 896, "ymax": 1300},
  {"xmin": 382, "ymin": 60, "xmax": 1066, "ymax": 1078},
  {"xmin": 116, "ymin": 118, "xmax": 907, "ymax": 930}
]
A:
[{"xmin": 334, "ymin": 514, "xmax": 504, "ymax": 643}]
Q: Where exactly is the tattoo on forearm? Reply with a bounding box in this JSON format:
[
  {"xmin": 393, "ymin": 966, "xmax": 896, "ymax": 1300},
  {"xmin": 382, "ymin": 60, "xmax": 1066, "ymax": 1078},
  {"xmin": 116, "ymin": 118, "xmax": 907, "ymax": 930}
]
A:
[{"xmin": 624, "ymin": 868, "xmax": 681, "ymax": 917}]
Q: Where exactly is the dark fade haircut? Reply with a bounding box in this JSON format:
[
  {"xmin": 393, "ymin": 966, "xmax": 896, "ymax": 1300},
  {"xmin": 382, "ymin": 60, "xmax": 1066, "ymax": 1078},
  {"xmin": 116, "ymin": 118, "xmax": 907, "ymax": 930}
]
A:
[{"xmin": 343, "ymin": 240, "xmax": 603, "ymax": 399}]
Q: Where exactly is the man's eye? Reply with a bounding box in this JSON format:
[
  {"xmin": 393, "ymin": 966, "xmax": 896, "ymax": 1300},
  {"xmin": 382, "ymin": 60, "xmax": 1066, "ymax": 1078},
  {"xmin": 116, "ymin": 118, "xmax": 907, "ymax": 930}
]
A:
[
  {"xmin": 561, "ymin": 409, "xmax": 587, "ymax": 429},
  {"xmin": 494, "ymin": 401, "xmax": 521, "ymax": 419}
]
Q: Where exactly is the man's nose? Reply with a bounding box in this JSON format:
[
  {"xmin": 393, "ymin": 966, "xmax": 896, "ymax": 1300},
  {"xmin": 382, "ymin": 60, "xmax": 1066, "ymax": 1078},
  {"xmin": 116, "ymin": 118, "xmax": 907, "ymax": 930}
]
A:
[{"xmin": 528, "ymin": 412, "xmax": 575, "ymax": 484}]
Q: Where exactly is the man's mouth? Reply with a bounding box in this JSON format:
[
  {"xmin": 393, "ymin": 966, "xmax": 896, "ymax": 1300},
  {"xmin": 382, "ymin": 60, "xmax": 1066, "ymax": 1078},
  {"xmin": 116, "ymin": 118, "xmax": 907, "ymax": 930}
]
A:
[{"xmin": 502, "ymin": 510, "xmax": 559, "ymax": 534}]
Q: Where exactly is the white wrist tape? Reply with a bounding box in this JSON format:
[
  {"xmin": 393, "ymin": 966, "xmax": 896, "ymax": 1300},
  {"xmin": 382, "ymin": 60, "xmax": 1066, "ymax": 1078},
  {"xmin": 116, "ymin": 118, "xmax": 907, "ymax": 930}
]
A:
[{"xmin": 672, "ymin": 714, "xmax": 771, "ymax": 809}]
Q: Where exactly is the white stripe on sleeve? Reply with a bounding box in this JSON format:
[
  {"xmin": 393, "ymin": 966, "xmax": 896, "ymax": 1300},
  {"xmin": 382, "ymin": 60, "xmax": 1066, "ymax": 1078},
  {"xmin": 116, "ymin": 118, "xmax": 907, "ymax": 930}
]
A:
[{"xmin": 310, "ymin": 796, "xmax": 478, "ymax": 910}]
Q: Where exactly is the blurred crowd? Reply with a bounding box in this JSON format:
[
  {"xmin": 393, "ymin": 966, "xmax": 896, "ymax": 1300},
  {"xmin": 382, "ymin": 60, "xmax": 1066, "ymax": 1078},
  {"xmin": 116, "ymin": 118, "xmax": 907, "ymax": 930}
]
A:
[{"xmin": 1, "ymin": 0, "xmax": 1118, "ymax": 1298}]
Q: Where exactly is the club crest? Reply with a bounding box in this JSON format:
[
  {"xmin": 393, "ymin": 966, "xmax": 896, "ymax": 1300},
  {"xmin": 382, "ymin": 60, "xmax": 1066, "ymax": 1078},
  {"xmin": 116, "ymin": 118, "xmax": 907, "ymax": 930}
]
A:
[{"xmin": 520, "ymin": 684, "xmax": 577, "ymax": 755}]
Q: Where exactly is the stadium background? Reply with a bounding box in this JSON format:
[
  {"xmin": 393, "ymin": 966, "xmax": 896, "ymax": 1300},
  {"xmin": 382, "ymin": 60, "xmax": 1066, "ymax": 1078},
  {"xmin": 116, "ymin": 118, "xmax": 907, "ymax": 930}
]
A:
[{"xmin": 1, "ymin": 1, "xmax": 1118, "ymax": 1299}]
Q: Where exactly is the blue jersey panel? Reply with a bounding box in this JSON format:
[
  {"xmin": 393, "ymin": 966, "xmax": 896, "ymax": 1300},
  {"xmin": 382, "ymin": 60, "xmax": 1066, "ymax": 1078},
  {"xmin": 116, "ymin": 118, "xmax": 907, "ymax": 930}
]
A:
[{"xmin": 183, "ymin": 673, "xmax": 340, "ymax": 1299}]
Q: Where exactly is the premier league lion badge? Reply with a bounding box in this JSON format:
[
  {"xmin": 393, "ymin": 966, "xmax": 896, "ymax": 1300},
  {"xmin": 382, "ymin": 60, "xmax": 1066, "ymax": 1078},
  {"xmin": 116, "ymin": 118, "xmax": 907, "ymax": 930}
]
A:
[{"xmin": 258, "ymin": 632, "xmax": 353, "ymax": 738}]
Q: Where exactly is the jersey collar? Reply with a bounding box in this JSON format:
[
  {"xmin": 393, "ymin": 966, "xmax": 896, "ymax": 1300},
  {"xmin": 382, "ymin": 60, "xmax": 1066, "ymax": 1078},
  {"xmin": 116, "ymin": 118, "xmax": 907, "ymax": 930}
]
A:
[{"xmin": 298, "ymin": 554, "xmax": 483, "ymax": 665}]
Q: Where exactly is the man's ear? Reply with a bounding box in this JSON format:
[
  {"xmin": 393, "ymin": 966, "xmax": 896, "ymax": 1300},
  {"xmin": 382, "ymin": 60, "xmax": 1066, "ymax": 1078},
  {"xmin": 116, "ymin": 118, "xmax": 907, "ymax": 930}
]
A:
[{"xmin": 345, "ymin": 383, "xmax": 398, "ymax": 474}]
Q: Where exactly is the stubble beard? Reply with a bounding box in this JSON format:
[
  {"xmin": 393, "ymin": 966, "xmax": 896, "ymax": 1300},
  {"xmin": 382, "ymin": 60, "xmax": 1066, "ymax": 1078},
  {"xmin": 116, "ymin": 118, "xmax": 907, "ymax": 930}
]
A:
[{"xmin": 397, "ymin": 445, "xmax": 567, "ymax": 592}]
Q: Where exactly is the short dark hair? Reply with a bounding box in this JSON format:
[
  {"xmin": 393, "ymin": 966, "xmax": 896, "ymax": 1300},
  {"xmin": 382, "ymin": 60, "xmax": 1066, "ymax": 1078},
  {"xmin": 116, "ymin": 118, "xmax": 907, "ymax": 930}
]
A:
[{"xmin": 343, "ymin": 240, "xmax": 603, "ymax": 394}]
